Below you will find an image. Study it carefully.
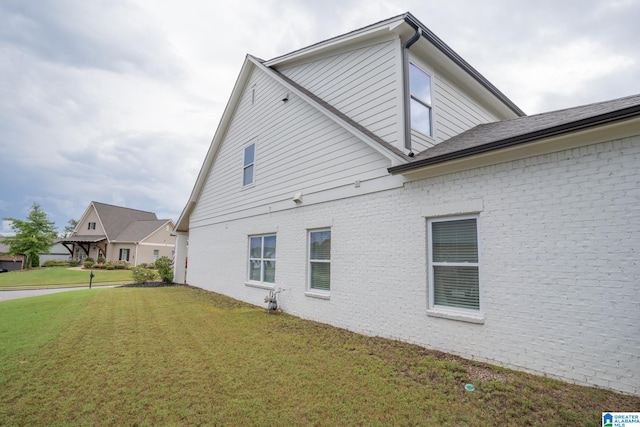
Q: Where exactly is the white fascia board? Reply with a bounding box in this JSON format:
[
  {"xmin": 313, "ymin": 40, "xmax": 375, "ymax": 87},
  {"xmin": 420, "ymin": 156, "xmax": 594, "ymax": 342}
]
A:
[
  {"xmin": 73, "ymin": 203, "xmax": 94, "ymax": 235},
  {"xmin": 175, "ymin": 57, "xmax": 257, "ymax": 232},
  {"xmin": 249, "ymin": 57, "xmax": 407, "ymax": 166},
  {"xmin": 264, "ymin": 15, "xmax": 406, "ymax": 68}
]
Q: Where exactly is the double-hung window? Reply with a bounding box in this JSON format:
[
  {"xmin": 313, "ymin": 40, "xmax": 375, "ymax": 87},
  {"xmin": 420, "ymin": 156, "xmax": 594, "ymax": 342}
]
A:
[
  {"xmin": 119, "ymin": 248, "xmax": 130, "ymax": 262},
  {"xmin": 409, "ymin": 62, "xmax": 433, "ymax": 137},
  {"xmin": 428, "ymin": 216, "xmax": 480, "ymax": 311},
  {"xmin": 248, "ymin": 235, "xmax": 276, "ymax": 284},
  {"xmin": 309, "ymin": 229, "xmax": 331, "ymax": 292},
  {"xmin": 243, "ymin": 142, "xmax": 255, "ymax": 186}
]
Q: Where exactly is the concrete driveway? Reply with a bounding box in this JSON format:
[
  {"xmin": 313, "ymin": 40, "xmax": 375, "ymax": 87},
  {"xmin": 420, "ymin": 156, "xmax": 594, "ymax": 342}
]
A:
[{"xmin": 0, "ymin": 286, "xmax": 114, "ymax": 302}]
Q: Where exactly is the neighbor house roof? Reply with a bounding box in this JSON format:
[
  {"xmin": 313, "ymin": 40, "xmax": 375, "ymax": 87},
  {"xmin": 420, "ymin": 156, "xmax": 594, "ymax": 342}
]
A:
[
  {"xmin": 389, "ymin": 93, "xmax": 640, "ymax": 174},
  {"xmin": 113, "ymin": 219, "xmax": 172, "ymax": 243},
  {"xmin": 91, "ymin": 202, "xmax": 158, "ymax": 241},
  {"xmin": 62, "ymin": 235, "xmax": 107, "ymax": 243}
]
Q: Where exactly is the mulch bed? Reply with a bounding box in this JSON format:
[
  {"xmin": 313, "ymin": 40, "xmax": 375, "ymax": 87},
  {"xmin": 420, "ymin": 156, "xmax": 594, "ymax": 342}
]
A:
[{"xmin": 118, "ymin": 282, "xmax": 185, "ymax": 288}]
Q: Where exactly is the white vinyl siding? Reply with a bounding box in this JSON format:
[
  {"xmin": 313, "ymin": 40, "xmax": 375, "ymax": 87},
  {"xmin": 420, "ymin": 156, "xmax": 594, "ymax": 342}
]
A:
[
  {"xmin": 428, "ymin": 216, "xmax": 480, "ymax": 311},
  {"xmin": 308, "ymin": 229, "xmax": 331, "ymax": 292},
  {"xmin": 248, "ymin": 234, "xmax": 276, "ymax": 284},
  {"xmin": 190, "ymin": 67, "xmax": 392, "ymax": 227},
  {"xmin": 280, "ymin": 38, "xmax": 401, "ymax": 147}
]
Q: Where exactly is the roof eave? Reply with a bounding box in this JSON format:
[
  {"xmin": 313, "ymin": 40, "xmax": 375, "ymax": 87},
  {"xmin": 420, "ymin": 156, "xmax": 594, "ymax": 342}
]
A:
[
  {"xmin": 175, "ymin": 57, "xmax": 258, "ymax": 233},
  {"xmin": 389, "ymin": 105, "xmax": 640, "ymax": 174},
  {"xmin": 402, "ymin": 13, "xmax": 524, "ymax": 117}
]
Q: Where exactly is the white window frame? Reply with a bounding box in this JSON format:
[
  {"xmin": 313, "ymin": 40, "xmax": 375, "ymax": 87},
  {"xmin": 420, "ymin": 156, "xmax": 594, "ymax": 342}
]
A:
[
  {"xmin": 153, "ymin": 250, "xmax": 159, "ymax": 262},
  {"xmin": 242, "ymin": 141, "xmax": 256, "ymax": 187},
  {"xmin": 308, "ymin": 229, "xmax": 331, "ymax": 294},
  {"xmin": 119, "ymin": 248, "xmax": 130, "ymax": 262},
  {"xmin": 247, "ymin": 234, "xmax": 276, "ymax": 285},
  {"xmin": 409, "ymin": 61, "xmax": 433, "ymax": 137},
  {"xmin": 427, "ymin": 215, "xmax": 482, "ymax": 321},
  {"xmin": 88, "ymin": 222, "xmax": 96, "ymax": 230}
]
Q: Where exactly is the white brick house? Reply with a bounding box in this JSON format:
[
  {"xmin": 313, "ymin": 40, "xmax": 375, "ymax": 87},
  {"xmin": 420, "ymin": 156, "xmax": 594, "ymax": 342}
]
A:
[{"xmin": 174, "ymin": 13, "xmax": 640, "ymax": 395}]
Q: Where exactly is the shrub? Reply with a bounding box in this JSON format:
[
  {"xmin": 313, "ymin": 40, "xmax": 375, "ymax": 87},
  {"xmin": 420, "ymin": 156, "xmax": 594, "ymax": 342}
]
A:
[
  {"xmin": 105, "ymin": 262, "xmax": 115, "ymax": 270},
  {"xmin": 85, "ymin": 257, "xmax": 94, "ymax": 263},
  {"xmin": 114, "ymin": 261, "xmax": 127, "ymax": 270},
  {"xmin": 84, "ymin": 260, "xmax": 94, "ymax": 269},
  {"xmin": 69, "ymin": 260, "xmax": 80, "ymax": 267},
  {"xmin": 155, "ymin": 256, "xmax": 174, "ymax": 284},
  {"xmin": 96, "ymin": 257, "xmax": 106, "ymax": 264},
  {"xmin": 139, "ymin": 263, "xmax": 148, "ymax": 269},
  {"xmin": 132, "ymin": 266, "xmax": 159, "ymax": 284},
  {"xmin": 42, "ymin": 260, "xmax": 70, "ymax": 267}
]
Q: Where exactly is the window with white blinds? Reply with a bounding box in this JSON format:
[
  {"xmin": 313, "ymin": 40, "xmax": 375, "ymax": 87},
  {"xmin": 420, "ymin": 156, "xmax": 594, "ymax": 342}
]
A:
[
  {"xmin": 428, "ymin": 217, "xmax": 480, "ymax": 311},
  {"xmin": 309, "ymin": 229, "xmax": 331, "ymax": 291}
]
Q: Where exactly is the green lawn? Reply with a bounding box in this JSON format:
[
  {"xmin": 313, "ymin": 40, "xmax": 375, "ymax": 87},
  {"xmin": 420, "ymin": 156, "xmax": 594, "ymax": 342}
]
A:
[
  {"xmin": 0, "ymin": 287, "xmax": 637, "ymax": 426},
  {"xmin": 0, "ymin": 267, "xmax": 133, "ymax": 289}
]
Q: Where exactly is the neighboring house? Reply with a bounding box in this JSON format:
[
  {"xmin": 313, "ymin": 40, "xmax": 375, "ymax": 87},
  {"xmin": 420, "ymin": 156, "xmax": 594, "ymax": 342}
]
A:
[
  {"xmin": 61, "ymin": 201, "xmax": 176, "ymax": 266},
  {"xmin": 0, "ymin": 236, "xmax": 25, "ymax": 272},
  {"xmin": 173, "ymin": 12, "xmax": 639, "ymax": 395},
  {"xmin": 40, "ymin": 241, "xmax": 72, "ymax": 264}
]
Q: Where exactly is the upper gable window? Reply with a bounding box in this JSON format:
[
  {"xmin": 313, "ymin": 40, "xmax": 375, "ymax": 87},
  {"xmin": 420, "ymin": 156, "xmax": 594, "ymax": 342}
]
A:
[
  {"xmin": 88, "ymin": 222, "xmax": 96, "ymax": 230},
  {"xmin": 243, "ymin": 142, "xmax": 255, "ymax": 187},
  {"xmin": 409, "ymin": 62, "xmax": 433, "ymax": 137}
]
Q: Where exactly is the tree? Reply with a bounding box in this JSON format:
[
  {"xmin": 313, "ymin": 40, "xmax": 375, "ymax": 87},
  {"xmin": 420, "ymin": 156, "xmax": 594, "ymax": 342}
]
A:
[
  {"xmin": 3, "ymin": 203, "xmax": 58, "ymax": 268},
  {"xmin": 61, "ymin": 218, "xmax": 78, "ymax": 238}
]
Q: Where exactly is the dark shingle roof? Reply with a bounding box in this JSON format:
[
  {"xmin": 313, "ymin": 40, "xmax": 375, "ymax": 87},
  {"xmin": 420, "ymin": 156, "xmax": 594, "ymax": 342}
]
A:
[
  {"xmin": 93, "ymin": 202, "xmax": 157, "ymax": 241},
  {"xmin": 114, "ymin": 220, "xmax": 170, "ymax": 242},
  {"xmin": 390, "ymin": 93, "xmax": 640, "ymax": 174}
]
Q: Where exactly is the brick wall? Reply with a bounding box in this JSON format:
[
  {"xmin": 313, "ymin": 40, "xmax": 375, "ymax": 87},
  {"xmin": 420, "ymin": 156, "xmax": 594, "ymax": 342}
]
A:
[{"xmin": 187, "ymin": 135, "xmax": 640, "ymax": 395}]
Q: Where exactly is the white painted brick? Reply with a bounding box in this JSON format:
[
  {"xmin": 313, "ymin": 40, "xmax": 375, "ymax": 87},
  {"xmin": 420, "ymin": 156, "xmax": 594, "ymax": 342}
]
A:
[{"xmin": 187, "ymin": 136, "xmax": 640, "ymax": 395}]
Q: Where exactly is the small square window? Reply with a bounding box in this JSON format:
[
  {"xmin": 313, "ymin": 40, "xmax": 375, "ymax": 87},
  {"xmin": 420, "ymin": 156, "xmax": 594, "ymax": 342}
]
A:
[
  {"xmin": 88, "ymin": 222, "xmax": 96, "ymax": 230},
  {"xmin": 119, "ymin": 248, "xmax": 130, "ymax": 262}
]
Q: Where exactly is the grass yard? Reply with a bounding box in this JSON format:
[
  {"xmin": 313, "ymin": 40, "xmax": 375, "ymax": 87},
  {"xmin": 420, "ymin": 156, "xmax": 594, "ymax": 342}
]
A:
[
  {"xmin": 0, "ymin": 287, "xmax": 637, "ymax": 426},
  {"xmin": 0, "ymin": 267, "xmax": 133, "ymax": 289}
]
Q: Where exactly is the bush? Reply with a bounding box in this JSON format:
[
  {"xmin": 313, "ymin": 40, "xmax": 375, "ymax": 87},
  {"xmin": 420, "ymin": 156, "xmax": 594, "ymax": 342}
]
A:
[
  {"xmin": 42, "ymin": 260, "xmax": 70, "ymax": 267},
  {"xmin": 132, "ymin": 266, "xmax": 159, "ymax": 284},
  {"xmin": 155, "ymin": 256, "xmax": 174, "ymax": 284},
  {"xmin": 114, "ymin": 261, "xmax": 127, "ymax": 270},
  {"xmin": 84, "ymin": 260, "xmax": 94, "ymax": 269},
  {"xmin": 96, "ymin": 257, "xmax": 106, "ymax": 264},
  {"xmin": 105, "ymin": 262, "xmax": 115, "ymax": 270},
  {"xmin": 85, "ymin": 257, "xmax": 94, "ymax": 263},
  {"xmin": 69, "ymin": 261, "xmax": 80, "ymax": 267}
]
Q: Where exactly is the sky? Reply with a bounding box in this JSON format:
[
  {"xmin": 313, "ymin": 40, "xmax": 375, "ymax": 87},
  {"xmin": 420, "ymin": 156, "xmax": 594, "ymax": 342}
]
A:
[{"xmin": 1, "ymin": 0, "xmax": 639, "ymax": 235}]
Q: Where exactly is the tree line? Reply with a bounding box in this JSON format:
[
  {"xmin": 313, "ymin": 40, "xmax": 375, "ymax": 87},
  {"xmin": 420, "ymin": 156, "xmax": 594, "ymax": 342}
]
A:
[{"xmin": 2, "ymin": 203, "xmax": 76, "ymax": 268}]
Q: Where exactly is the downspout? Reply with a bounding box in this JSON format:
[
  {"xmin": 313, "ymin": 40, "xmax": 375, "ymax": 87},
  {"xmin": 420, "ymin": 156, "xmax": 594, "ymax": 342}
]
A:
[
  {"xmin": 402, "ymin": 26, "xmax": 422, "ymax": 154},
  {"xmin": 134, "ymin": 243, "xmax": 139, "ymax": 267}
]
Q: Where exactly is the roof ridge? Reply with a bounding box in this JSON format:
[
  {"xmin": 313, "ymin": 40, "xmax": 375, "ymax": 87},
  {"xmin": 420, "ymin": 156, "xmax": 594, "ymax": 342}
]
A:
[{"xmin": 92, "ymin": 201, "xmax": 156, "ymax": 215}]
